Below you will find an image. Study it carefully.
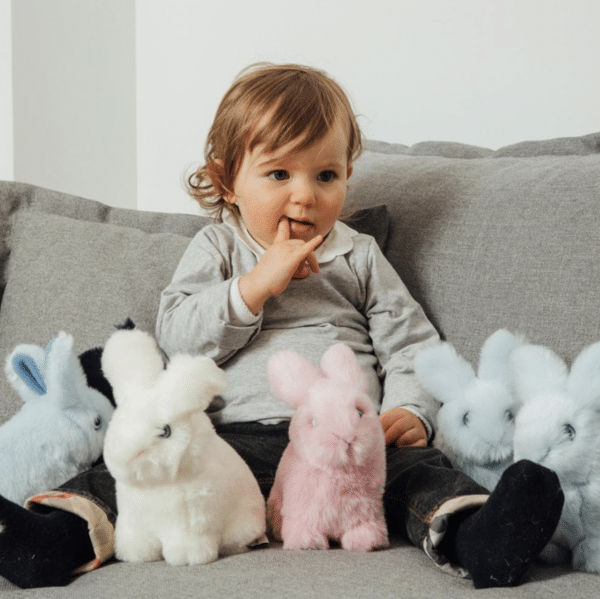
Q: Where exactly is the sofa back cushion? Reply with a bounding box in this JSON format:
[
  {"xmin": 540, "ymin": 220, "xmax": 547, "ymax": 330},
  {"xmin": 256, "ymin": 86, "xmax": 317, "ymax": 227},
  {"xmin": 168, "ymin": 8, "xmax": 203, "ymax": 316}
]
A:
[{"xmin": 347, "ymin": 132, "xmax": 600, "ymax": 365}]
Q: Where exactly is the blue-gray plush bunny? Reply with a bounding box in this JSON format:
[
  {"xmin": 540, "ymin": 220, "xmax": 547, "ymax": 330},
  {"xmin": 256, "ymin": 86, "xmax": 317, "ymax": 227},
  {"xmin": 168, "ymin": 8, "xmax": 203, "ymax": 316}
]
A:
[{"xmin": 0, "ymin": 331, "xmax": 115, "ymax": 505}]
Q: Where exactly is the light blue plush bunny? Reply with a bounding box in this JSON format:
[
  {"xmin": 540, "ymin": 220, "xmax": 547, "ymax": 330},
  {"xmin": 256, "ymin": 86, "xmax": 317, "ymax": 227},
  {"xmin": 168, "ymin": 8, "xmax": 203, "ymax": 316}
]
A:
[
  {"xmin": 0, "ymin": 331, "xmax": 115, "ymax": 505},
  {"xmin": 415, "ymin": 329, "xmax": 526, "ymax": 491},
  {"xmin": 512, "ymin": 341, "xmax": 600, "ymax": 573}
]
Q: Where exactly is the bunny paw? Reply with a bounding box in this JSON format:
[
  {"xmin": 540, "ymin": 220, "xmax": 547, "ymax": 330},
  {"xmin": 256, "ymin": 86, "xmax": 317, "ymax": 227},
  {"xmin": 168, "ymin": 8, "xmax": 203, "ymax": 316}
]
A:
[
  {"xmin": 282, "ymin": 528, "xmax": 329, "ymax": 550},
  {"xmin": 115, "ymin": 528, "xmax": 162, "ymax": 563},
  {"xmin": 163, "ymin": 537, "xmax": 219, "ymax": 566},
  {"xmin": 573, "ymin": 538, "xmax": 600, "ymax": 574},
  {"xmin": 341, "ymin": 521, "xmax": 389, "ymax": 552},
  {"xmin": 115, "ymin": 541, "xmax": 162, "ymax": 563}
]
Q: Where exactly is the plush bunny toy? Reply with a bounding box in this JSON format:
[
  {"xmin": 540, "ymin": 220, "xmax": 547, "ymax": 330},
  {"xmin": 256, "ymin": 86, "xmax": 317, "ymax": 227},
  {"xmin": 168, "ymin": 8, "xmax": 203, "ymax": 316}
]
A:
[
  {"xmin": 414, "ymin": 329, "xmax": 525, "ymax": 491},
  {"xmin": 0, "ymin": 331, "xmax": 115, "ymax": 505},
  {"xmin": 102, "ymin": 328, "xmax": 266, "ymax": 566},
  {"xmin": 511, "ymin": 341, "xmax": 600, "ymax": 573},
  {"xmin": 266, "ymin": 343, "xmax": 389, "ymax": 552}
]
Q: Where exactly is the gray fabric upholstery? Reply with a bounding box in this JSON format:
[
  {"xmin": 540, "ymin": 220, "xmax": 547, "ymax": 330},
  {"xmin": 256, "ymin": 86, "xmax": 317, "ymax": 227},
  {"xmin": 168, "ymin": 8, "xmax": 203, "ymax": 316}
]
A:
[
  {"xmin": 0, "ymin": 540, "xmax": 586, "ymax": 597},
  {"xmin": 1, "ymin": 131, "xmax": 600, "ymax": 596},
  {"xmin": 350, "ymin": 133, "xmax": 600, "ymax": 365}
]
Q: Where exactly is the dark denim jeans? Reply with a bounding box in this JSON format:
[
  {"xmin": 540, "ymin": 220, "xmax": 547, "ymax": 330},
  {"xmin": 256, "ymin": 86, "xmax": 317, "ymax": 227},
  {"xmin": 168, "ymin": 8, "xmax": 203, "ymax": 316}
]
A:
[{"xmin": 58, "ymin": 421, "xmax": 487, "ymax": 549}]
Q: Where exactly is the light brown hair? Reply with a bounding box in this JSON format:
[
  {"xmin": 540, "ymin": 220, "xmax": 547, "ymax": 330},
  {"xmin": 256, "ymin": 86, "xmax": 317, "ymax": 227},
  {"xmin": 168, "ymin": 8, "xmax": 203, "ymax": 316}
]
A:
[{"xmin": 186, "ymin": 63, "xmax": 363, "ymax": 220}]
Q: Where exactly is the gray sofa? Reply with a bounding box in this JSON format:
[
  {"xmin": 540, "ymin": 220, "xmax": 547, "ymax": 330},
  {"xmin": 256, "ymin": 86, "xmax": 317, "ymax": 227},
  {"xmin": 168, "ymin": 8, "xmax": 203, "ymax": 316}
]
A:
[{"xmin": 1, "ymin": 131, "xmax": 599, "ymax": 597}]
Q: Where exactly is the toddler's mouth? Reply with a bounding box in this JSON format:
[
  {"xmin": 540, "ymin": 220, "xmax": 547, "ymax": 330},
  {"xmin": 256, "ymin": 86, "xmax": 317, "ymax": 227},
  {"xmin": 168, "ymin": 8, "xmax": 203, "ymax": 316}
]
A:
[{"xmin": 287, "ymin": 217, "xmax": 315, "ymax": 237}]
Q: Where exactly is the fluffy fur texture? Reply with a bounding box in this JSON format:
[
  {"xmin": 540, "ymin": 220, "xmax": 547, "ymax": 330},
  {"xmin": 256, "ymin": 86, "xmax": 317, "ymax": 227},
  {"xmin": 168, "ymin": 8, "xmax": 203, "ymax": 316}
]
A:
[
  {"xmin": 102, "ymin": 328, "xmax": 266, "ymax": 566},
  {"xmin": 512, "ymin": 341, "xmax": 600, "ymax": 573},
  {"xmin": 415, "ymin": 329, "xmax": 525, "ymax": 491},
  {"xmin": 0, "ymin": 331, "xmax": 115, "ymax": 505},
  {"xmin": 266, "ymin": 343, "xmax": 388, "ymax": 552}
]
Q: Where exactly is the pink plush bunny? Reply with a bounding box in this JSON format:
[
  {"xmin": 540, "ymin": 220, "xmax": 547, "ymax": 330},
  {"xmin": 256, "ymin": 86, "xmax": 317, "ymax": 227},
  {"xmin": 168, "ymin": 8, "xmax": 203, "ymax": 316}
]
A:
[{"xmin": 266, "ymin": 343, "xmax": 389, "ymax": 552}]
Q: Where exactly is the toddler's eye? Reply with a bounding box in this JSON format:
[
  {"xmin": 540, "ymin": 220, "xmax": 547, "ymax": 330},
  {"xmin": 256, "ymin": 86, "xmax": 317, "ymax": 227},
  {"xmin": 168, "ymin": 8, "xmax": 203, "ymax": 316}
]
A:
[
  {"xmin": 317, "ymin": 170, "xmax": 337, "ymax": 183},
  {"xmin": 269, "ymin": 170, "xmax": 289, "ymax": 181}
]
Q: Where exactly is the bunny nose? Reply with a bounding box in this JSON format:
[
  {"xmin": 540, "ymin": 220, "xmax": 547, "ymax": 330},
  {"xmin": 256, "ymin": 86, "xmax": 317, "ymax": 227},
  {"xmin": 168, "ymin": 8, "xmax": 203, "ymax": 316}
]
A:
[{"xmin": 337, "ymin": 433, "xmax": 355, "ymax": 446}]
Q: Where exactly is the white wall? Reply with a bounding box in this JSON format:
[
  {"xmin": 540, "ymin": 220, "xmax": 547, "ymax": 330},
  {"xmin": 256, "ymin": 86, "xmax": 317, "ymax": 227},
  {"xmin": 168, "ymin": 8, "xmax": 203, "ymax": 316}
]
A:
[
  {"xmin": 11, "ymin": 0, "xmax": 137, "ymax": 209},
  {"xmin": 5, "ymin": 1, "xmax": 599, "ymax": 212},
  {"xmin": 136, "ymin": 0, "xmax": 600, "ymax": 215},
  {"xmin": 0, "ymin": 0, "xmax": 13, "ymax": 181}
]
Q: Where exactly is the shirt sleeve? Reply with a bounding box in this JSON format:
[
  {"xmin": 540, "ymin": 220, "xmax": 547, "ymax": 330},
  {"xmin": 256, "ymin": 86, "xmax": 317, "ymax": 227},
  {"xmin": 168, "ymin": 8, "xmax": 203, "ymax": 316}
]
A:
[
  {"xmin": 155, "ymin": 228, "xmax": 262, "ymax": 363},
  {"xmin": 361, "ymin": 238, "xmax": 441, "ymax": 435},
  {"xmin": 228, "ymin": 277, "xmax": 262, "ymax": 325}
]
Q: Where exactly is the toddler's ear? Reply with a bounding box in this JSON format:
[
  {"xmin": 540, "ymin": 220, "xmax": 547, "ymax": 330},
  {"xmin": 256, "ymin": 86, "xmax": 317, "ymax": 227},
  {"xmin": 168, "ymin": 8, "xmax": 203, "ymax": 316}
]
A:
[{"xmin": 206, "ymin": 159, "xmax": 230, "ymax": 201}]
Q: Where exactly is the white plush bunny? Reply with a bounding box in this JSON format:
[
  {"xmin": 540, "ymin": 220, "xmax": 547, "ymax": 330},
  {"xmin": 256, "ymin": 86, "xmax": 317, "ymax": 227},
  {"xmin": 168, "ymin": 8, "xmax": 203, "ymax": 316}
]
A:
[
  {"xmin": 414, "ymin": 329, "xmax": 525, "ymax": 491},
  {"xmin": 0, "ymin": 331, "xmax": 114, "ymax": 505},
  {"xmin": 102, "ymin": 328, "xmax": 266, "ymax": 566},
  {"xmin": 512, "ymin": 341, "xmax": 600, "ymax": 573}
]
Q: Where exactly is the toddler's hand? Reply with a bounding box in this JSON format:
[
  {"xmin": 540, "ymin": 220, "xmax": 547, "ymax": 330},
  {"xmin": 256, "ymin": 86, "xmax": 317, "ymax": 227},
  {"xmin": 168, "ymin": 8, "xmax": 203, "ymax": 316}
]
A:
[
  {"xmin": 380, "ymin": 408, "xmax": 428, "ymax": 448},
  {"xmin": 239, "ymin": 218, "xmax": 322, "ymax": 314}
]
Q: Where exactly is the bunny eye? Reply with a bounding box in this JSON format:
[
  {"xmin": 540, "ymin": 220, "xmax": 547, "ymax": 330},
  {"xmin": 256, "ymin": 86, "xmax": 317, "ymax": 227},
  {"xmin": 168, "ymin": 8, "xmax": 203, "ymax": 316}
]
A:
[
  {"xmin": 94, "ymin": 416, "xmax": 102, "ymax": 430},
  {"xmin": 505, "ymin": 410, "xmax": 514, "ymax": 422},
  {"xmin": 357, "ymin": 408, "xmax": 364, "ymax": 418},
  {"xmin": 563, "ymin": 424, "xmax": 576, "ymax": 440},
  {"xmin": 311, "ymin": 418, "xmax": 318, "ymax": 428},
  {"xmin": 158, "ymin": 424, "xmax": 171, "ymax": 439},
  {"xmin": 462, "ymin": 412, "xmax": 470, "ymax": 426}
]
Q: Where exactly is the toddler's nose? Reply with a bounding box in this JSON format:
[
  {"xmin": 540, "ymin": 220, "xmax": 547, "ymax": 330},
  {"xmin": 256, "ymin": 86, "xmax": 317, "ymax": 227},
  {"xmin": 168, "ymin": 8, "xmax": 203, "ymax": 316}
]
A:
[{"xmin": 291, "ymin": 179, "xmax": 316, "ymax": 206}]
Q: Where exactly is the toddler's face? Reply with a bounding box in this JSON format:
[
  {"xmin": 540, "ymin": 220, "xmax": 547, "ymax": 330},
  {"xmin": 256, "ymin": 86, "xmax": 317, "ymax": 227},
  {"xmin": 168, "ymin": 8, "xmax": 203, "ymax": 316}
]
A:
[{"xmin": 225, "ymin": 120, "xmax": 353, "ymax": 248}]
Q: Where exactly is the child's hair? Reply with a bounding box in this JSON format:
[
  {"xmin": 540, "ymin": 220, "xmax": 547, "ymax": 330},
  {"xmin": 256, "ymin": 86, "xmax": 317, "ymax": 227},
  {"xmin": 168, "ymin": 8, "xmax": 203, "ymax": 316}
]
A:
[{"xmin": 187, "ymin": 63, "xmax": 363, "ymax": 220}]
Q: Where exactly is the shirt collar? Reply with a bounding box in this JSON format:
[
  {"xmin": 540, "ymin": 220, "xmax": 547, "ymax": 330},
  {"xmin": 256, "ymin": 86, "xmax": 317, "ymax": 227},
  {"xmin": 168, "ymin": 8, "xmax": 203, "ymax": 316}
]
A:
[{"xmin": 222, "ymin": 212, "xmax": 355, "ymax": 264}]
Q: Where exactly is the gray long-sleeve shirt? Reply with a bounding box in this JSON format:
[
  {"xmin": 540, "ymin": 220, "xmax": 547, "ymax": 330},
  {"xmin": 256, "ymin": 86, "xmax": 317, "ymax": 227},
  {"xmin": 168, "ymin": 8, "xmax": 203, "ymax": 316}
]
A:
[{"xmin": 155, "ymin": 219, "xmax": 440, "ymax": 430}]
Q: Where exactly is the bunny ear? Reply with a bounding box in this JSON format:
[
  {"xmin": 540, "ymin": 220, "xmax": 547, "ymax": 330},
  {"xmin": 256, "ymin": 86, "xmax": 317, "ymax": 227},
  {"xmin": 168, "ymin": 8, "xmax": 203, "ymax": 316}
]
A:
[
  {"xmin": 566, "ymin": 341, "xmax": 600, "ymax": 405},
  {"xmin": 157, "ymin": 355, "xmax": 227, "ymax": 421},
  {"xmin": 414, "ymin": 342, "xmax": 475, "ymax": 404},
  {"xmin": 7, "ymin": 351, "xmax": 47, "ymax": 397},
  {"xmin": 268, "ymin": 350, "xmax": 323, "ymax": 408},
  {"xmin": 319, "ymin": 343, "xmax": 368, "ymax": 392},
  {"xmin": 43, "ymin": 332, "xmax": 88, "ymax": 406},
  {"xmin": 101, "ymin": 329, "xmax": 164, "ymax": 402},
  {"xmin": 510, "ymin": 344, "xmax": 568, "ymax": 403},
  {"xmin": 477, "ymin": 329, "xmax": 526, "ymax": 382},
  {"xmin": 5, "ymin": 341, "xmax": 48, "ymax": 400}
]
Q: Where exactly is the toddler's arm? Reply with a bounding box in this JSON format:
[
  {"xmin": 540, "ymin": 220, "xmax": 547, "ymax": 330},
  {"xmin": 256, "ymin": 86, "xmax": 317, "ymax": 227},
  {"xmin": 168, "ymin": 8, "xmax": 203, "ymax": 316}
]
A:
[
  {"xmin": 156, "ymin": 226, "xmax": 260, "ymax": 361},
  {"xmin": 360, "ymin": 239, "xmax": 441, "ymax": 435}
]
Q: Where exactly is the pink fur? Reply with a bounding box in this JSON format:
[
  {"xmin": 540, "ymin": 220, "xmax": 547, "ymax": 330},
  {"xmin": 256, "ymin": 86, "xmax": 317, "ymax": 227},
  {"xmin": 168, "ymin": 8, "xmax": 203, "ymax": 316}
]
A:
[{"xmin": 267, "ymin": 343, "xmax": 389, "ymax": 552}]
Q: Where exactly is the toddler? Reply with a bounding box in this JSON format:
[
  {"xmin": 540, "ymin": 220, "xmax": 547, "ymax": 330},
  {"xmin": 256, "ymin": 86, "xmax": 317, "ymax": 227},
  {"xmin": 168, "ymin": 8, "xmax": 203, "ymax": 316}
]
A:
[{"xmin": 0, "ymin": 63, "xmax": 563, "ymax": 590}]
